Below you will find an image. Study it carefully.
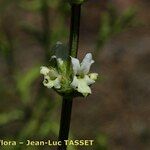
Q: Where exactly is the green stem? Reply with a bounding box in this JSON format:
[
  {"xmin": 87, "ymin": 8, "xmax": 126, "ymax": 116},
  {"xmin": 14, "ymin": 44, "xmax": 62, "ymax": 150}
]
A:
[{"xmin": 57, "ymin": 4, "xmax": 81, "ymax": 150}]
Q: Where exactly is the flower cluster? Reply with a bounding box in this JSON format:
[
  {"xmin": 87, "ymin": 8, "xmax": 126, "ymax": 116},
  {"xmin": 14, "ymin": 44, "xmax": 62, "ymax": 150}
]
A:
[{"xmin": 40, "ymin": 52, "xmax": 98, "ymax": 97}]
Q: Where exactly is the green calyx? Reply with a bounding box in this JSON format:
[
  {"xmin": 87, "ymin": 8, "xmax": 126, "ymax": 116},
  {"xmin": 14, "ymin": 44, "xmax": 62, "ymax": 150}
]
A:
[
  {"xmin": 69, "ymin": 0, "xmax": 86, "ymax": 4},
  {"xmin": 57, "ymin": 78, "xmax": 73, "ymax": 95}
]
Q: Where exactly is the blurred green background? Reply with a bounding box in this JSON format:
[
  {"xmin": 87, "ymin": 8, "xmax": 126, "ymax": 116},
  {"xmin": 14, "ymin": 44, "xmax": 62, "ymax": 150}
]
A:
[{"xmin": 0, "ymin": 0, "xmax": 149, "ymax": 150}]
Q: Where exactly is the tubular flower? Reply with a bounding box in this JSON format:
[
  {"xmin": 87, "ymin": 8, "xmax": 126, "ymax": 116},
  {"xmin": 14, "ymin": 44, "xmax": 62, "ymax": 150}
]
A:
[
  {"xmin": 71, "ymin": 53, "xmax": 98, "ymax": 96},
  {"xmin": 40, "ymin": 66, "xmax": 61, "ymax": 89}
]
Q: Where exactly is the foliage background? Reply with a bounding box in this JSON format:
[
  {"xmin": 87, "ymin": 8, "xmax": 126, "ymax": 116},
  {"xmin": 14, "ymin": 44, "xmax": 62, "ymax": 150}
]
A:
[{"xmin": 0, "ymin": 0, "xmax": 149, "ymax": 149}]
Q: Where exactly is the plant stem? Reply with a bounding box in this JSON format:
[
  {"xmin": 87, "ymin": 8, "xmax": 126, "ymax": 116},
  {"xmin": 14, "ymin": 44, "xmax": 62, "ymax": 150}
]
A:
[
  {"xmin": 69, "ymin": 4, "xmax": 81, "ymax": 57},
  {"xmin": 57, "ymin": 96, "xmax": 73, "ymax": 150},
  {"xmin": 57, "ymin": 4, "xmax": 81, "ymax": 150}
]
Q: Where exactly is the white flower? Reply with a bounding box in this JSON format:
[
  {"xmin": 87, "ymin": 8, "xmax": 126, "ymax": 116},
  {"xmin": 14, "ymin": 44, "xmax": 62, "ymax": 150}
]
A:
[
  {"xmin": 43, "ymin": 75, "xmax": 61, "ymax": 89},
  {"xmin": 40, "ymin": 66, "xmax": 61, "ymax": 89},
  {"xmin": 71, "ymin": 53, "xmax": 98, "ymax": 96},
  {"xmin": 40, "ymin": 66, "xmax": 50, "ymax": 76},
  {"xmin": 40, "ymin": 52, "xmax": 98, "ymax": 96}
]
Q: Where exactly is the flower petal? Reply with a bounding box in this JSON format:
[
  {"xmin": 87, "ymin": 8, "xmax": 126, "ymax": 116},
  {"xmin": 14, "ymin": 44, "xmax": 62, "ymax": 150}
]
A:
[
  {"xmin": 51, "ymin": 55, "xmax": 57, "ymax": 59},
  {"xmin": 84, "ymin": 75, "xmax": 95, "ymax": 85},
  {"xmin": 71, "ymin": 57, "xmax": 81, "ymax": 75},
  {"xmin": 40, "ymin": 66, "xmax": 50, "ymax": 75},
  {"xmin": 89, "ymin": 73, "xmax": 98, "ymax": 81},
  {"xmin": 71, "ymin": 76, "xmax": 79, "ymax": 89},
  {"xmin": 43, "ymin": 76, "xmax": 54, "ymax": 88},
  {"xmin": 81, "ymin": 53, "xmax": 94, "ymax": 74},
  {"xmin": 77, "ymin": 78, "xmax": 91, "ymax": 96},
  {"xmin": 71, "ymin": 76, "xmax": 92, "ymax": 96},
  {"xmin": 43, "ymin": 76, "xmax": 61, "ymax": 89}
]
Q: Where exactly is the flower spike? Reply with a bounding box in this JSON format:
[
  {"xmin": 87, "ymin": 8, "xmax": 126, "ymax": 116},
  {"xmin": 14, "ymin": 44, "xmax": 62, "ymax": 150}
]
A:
[{"xmin": 40, "ymin": 43, "xmax": 98, "ymax": 97}]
